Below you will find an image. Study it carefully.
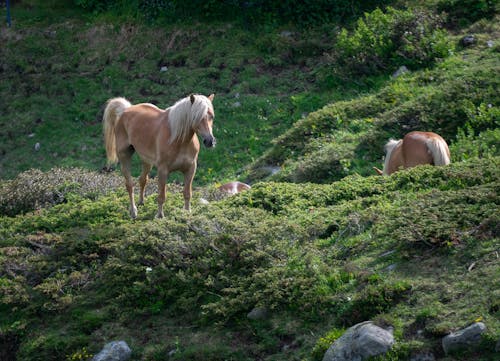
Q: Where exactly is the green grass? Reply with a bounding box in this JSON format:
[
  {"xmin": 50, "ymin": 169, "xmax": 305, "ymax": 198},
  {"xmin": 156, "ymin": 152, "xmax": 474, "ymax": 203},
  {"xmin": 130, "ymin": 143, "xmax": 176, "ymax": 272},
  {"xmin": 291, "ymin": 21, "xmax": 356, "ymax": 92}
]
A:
[{"xmin": 1, "ymin": 4, "xmax": 366, "ymax": 184}]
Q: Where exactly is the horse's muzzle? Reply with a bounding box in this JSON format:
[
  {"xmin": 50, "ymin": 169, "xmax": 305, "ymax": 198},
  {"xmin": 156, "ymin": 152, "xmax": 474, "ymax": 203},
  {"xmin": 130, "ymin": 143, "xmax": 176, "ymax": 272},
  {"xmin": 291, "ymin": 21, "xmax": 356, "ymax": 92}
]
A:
[{"xmin": 203, "ymin": 137, "xmax": 216, "ymax": 148}]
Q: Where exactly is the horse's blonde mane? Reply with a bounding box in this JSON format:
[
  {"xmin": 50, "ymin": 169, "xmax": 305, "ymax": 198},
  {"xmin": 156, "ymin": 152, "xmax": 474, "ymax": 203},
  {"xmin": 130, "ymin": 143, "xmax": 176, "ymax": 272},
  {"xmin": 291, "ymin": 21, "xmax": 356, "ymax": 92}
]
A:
[
  {"xmin": 167, "ymin": 95, "xmax": 212, "ymax": 144},
  {"xmin": 383, "ymin": 139, "xmax": 402, "ymax": 175}
]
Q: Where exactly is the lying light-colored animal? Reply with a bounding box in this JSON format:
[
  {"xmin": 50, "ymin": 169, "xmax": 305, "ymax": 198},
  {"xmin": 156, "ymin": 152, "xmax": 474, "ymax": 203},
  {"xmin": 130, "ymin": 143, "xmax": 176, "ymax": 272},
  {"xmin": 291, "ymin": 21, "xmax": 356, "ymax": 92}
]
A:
[{"xmin": 218, "ymin": 181, "xmax": 251, "ymax": 195}]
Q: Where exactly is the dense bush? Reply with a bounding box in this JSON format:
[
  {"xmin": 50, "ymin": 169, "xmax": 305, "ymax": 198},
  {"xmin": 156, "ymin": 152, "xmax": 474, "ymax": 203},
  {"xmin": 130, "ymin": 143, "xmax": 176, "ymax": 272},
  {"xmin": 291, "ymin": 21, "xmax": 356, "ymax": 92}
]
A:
[
  {"xmin": 437, "ymin": 0, "xmax": 499, "ymax": 28},
  {"xmin": 334, "ymin": 7, "xmax": 452, "ymax": 75}
]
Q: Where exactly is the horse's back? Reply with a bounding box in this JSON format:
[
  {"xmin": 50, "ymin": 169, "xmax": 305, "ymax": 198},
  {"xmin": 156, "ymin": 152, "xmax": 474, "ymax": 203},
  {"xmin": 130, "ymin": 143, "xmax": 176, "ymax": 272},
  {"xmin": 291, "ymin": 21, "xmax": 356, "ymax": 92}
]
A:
[
  {"xmin": 120, "ymin": 104, "xmax": 165, "ymax": 135},
  {"xmin": 116, "ymin": 103, "xmax": 168, "ymax": 163}
]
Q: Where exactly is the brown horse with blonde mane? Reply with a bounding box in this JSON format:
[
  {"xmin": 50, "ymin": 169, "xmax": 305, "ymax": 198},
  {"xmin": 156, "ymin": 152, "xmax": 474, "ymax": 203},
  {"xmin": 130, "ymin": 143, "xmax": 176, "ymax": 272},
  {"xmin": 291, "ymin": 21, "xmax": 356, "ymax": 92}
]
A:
[
  {"xmin": 103, "ymin": 93, "xmax": 216, "ymax": 218},
  {"xmin": 374, "ymin": 131, "xmax": 450, "ymax": 176}
]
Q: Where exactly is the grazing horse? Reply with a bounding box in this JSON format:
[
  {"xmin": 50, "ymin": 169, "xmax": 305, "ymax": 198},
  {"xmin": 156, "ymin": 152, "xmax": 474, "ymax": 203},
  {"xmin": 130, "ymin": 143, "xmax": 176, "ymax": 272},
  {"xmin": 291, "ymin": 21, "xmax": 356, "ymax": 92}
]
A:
[
  {"xmin": 103, "ymin": 94, "xmax": 216, "ymax": 218},
  {"xmin": 218, "ymin": 181, "xmax": 251, "ymax": 195},
  {"xmin": 373, "ymin": 131, "xmax": 450, "ymax": 176}
]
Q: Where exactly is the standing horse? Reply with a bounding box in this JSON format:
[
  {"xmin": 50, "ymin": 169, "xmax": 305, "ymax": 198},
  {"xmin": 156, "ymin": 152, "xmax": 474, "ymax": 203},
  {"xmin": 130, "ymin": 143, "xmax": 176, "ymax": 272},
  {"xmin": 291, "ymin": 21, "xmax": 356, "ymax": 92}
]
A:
[
  {"xmin": 103, "ymin": 94, "xmax": 216, "ymax": 218},
  {"xmin": 373, "ymin": 131, "xmax": 450, "ymax": 176}
]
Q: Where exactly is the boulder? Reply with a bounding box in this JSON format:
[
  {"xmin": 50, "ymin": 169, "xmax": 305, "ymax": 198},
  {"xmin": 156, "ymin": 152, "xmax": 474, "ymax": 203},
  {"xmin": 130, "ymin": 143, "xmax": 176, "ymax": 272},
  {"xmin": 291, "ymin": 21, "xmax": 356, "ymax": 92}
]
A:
[
  {"xmin": 392, "ymin": 65, "xmax": 409, "ymax": 78},
  {"xmin": 460, "ymin": 35, "xmax": 476, "ymax": 47},
  {"xmin": 442, "ymin": 322, "xmax": 486, "ymax": 355},
  {"xmin": 247, "ymin": 307, "xmax": 269, "ymax": 320},
  {"xmin": 92, "ymin": 341, "xmax": 132, "ymax": 361},
  {"xmin": 410, "ymin": 352, "xmax": 435, "ymax": 361},
  {"xmin": 322, "ymin": 321, "xmax": 394, "ymax": 361}
]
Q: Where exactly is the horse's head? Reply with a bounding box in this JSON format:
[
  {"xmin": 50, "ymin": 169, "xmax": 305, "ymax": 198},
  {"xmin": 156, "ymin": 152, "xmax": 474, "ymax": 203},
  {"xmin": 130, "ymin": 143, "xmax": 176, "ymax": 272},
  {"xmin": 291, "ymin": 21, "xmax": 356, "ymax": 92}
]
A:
[{"xmin": 192, "ymin": 93, "xmax": 216, "ymax": 148}]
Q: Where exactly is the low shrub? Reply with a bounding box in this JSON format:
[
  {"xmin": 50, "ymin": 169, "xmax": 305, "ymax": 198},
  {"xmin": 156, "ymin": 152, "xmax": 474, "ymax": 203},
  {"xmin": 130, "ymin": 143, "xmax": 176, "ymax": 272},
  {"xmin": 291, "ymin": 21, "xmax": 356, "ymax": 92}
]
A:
[
  {"xmin": 374, "ymin": 183, "xmax": 499, "ymax": 248},
  {"xmin": 311, "ymin": 327, "xmax": 345, "ymax": 360},
  {"xmin": 334, "ymin": 7, "xmax": 452, "ymax": 75},
  {"xmin": 337, "ymin": 280, "xmax": 412, "ymax": 325},
  {"xmin": 0, "ymin": 168, "xmax": 124, "ymax": 216}
]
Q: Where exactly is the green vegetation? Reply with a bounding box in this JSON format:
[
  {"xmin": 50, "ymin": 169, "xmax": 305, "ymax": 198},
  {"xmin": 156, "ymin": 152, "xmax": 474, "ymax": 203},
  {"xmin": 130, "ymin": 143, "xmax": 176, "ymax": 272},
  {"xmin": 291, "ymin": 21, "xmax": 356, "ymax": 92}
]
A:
[{"xmin": 1, "ymin": 0, "xmax": 499, "ymax": 360}]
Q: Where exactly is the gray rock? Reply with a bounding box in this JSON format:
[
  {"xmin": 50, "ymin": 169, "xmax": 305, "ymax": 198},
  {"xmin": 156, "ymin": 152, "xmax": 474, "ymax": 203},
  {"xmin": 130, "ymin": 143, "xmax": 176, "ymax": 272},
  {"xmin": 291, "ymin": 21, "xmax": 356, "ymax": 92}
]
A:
[
  {"xmin": 487, "ymin": 40, "xmax": 494, "ymax": 48},
  {"xmin": 34, "ymin": 142, "xmax": 41, "ymax": 151},
  {"xmin": 92, "ymin": 341, "xmax": 132, "ymax": 361},
  {"xmin": 261, "ymin": 165, "xmax": 281, "ymax": 176},
  {"xmin": 392, "ymin": 65, "xmax": 409, "ymax": 78},
  {"xmin": 247, "ymin": 307, "xmax": 269, "ymax": 320},
  {"xmin": 460, "ymin": 35, "xmax": 476, "ymax": 47},
  {"xmin": 410, "ymin": 352, "xmax": 435, "ymax": 361},
  {"xmin": 198, "ymin": 197, "xmax": 210, "ymax": 205},
  {"xmin": 280, "ymin": 31, "xmax": 293, "ymax": 38},
  {"xmin": 160, "ymin": 66, "xmax": 168, "ymax": 72},
  {"xmin": 322, "ymin": 321, "xmax": 394, "ymax": 361},
  {"xmin": 442, "ymin": 322, "xmax": 486, "ymax": 355},
  {"xmin": 385, "ymin": 263, "xmax": 397, "ymax": 272},
  {"xmin": 232, "ymin": 101, "xmax": 241, "ymax": 108}
]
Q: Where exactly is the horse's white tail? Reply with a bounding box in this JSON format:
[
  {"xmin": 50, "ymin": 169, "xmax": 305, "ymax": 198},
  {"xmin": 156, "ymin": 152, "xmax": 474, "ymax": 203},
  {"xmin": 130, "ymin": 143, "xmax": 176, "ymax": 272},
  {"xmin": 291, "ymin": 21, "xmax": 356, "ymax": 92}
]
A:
[
  {"xmin": 103, "ymin": 97, "xmax": 131, "ymax": 164},
  {"xmin": 425, "ymin": 137, "xmax": 451, "ymax": 166},
  {"xmin": 383, "ymin": 139, "xmax": 402, "ymax": 175}
]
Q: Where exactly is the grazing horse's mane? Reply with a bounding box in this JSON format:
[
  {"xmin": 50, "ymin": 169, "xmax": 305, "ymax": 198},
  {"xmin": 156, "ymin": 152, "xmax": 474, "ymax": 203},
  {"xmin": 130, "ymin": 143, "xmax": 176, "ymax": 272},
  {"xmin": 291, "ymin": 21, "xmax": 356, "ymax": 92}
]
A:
[
  {"xmin": 383, "ymin": 139, "xmax": 402, "ymax": 175},
  {"xmin": 167, "ymin": 94, "xmax": 213, "ymax": 144}
]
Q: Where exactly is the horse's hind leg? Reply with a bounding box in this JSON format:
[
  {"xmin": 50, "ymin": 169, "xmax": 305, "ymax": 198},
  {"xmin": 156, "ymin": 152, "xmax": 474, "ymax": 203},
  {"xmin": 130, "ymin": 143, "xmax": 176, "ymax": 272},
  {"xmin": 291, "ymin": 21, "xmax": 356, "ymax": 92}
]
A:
[
  {"xmin": 138, "ymin": 162, "xmax": 152, "ymax": 206},
  {"xmin": 156, "ymin": 168, "xmax": 169, "ymax": 218},
  {"xmin": 119, "ymin": 149, "xmax": 137, "ymax": 219}
]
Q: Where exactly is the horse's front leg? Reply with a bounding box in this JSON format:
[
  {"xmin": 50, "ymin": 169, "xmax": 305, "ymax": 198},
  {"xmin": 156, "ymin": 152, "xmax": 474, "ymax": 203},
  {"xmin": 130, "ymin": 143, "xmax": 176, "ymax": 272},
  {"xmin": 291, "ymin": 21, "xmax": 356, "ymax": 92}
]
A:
[
  {"xmin": 183, "ymin": 164, "xmax": 197, "ymax": 212},
  {"xmin": 156, "ymin": 169, "xmax": 169, "ymax": 218}
]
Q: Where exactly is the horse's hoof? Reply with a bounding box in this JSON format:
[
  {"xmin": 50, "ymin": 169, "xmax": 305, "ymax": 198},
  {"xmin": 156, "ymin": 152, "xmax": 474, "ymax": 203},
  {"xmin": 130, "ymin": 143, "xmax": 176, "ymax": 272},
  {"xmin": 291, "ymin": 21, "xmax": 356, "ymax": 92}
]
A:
[
  {"xmin": 156, "ymin": 212, "xmax": 164, "ymax": 219},
  {"xmin": 130, "ymin": 206, "xmax": 138, "ymax": 219}
]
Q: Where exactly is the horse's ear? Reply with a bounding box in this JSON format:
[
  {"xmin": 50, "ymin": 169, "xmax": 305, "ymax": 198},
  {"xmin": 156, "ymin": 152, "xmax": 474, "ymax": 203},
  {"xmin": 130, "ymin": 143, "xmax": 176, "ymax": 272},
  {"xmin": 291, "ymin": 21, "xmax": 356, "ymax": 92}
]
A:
[
  {"xmin": 190, "ymin": 94, "xmax": 195, "ymax": 104},
  {"xmin": 208, "ymin": 93, "xmax": 215, "ymax": 102},
  {"xmin": 373, "ymin": 167, "xmax": 383, "ymax": 176}
]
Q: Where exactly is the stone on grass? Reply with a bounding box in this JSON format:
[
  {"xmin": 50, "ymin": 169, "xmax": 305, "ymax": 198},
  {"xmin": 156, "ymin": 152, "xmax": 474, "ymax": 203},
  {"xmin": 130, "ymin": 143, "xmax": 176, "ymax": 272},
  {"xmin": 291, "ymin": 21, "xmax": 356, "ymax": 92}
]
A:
[
  {"xmin": 442, "ymin": 322, "xmax": 486, "ymax": 355},
  {"xmin": 392, "ymin": 65, "xmax": 409, "ymax": 78},
  {"xmin": 322, "ymin": 321, "xmax": 394, "ymax": 361},
  {"xmin": 460, "ymin": 35, "xmax": 476, "ymax": 47},
  {"xmin": 247, "ymin": 307, "xmax": 269, "ymax": 320},
  {"xmin": 410, "ymin": 352, "xmax": 435, "ymax": 361},
  {"xmin": 92, "ymin": 341, "xmax": 132, "ymax": 361}
]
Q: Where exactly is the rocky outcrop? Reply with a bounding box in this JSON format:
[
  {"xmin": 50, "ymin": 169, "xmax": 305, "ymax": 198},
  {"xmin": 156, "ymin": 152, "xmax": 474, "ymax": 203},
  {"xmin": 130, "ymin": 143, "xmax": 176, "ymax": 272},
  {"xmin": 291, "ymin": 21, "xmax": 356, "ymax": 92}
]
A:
[
  {"xmin": 92, "ymin": 341, "xmax": 132, "ymax": 361},
  {"xmin": 442, "ymin": 322, "xmax": 486, "ymax": 355},
  {"xmin": 322, "ymin": 321, "xmax": 394, "ymax": 361}
]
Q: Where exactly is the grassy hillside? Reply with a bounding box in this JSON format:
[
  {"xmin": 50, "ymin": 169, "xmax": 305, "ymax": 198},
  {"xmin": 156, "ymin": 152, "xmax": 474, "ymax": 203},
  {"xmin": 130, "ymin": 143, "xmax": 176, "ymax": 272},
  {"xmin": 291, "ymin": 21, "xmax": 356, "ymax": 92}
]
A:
[
  {"xmin": 1, "ymin": 1, "xmax": 499, "ymax": 361},
  {"xmin": 245, "ymin": 12, "xmax": 500, "ymax": 183},
  {"xmin": 0, "ymin": 1, "xmax": 367, "ymax": 183},
  {"xmin": 0, "ymin": 158, "xmax": 499, "ymax": 360}
]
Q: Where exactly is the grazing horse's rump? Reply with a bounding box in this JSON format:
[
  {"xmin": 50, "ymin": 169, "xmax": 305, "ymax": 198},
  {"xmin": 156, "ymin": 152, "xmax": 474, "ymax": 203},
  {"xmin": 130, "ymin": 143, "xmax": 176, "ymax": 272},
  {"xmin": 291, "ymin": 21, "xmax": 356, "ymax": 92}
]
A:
[
  {"xmin": 374, "ymin": 131, "xmax": 450, "ymax": 175},
  {"xmin": 103, "ymin": 93, "xmax": 216, "ymax": 218}
]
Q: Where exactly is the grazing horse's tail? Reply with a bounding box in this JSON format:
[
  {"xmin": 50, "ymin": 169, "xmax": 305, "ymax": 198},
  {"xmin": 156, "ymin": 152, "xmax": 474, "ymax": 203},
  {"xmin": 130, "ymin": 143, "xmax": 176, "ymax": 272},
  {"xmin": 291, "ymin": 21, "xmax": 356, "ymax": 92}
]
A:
[
  {"xmin": 383, "ymin": 139, "xmax": 402, "ymax": 175},
  {"xmin": 425, "ymin": 136, "xmax": 451, "ymax": 166},
  {"xmin": 103, "ymin": 97, "xmax": 131, "ymax": 164}
]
